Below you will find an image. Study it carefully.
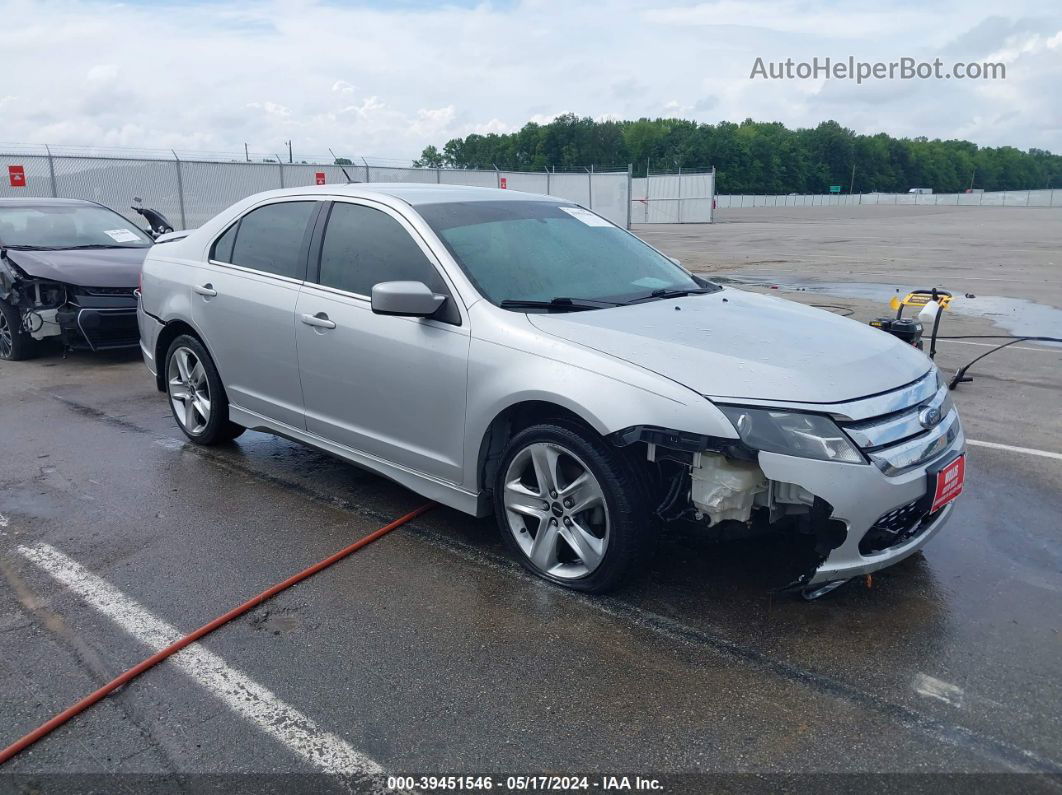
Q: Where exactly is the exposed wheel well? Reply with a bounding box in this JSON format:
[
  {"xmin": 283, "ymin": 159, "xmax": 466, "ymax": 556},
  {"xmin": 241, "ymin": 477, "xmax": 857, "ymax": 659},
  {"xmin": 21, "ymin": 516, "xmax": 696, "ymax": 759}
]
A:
[
  {"xmin": 476, "ymin": 400, "xmax": 602, "ymax": 494},
  {"xmin": 153, "ymin": 321, "xmax": 203, "ymax": 392}
]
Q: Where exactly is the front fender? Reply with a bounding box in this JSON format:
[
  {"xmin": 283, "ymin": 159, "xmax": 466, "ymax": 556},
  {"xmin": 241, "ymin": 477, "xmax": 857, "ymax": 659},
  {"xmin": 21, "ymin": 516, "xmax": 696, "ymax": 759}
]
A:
[{"xmin": 462, "ymin": 318, "xmax": 739, "ymax": 489}]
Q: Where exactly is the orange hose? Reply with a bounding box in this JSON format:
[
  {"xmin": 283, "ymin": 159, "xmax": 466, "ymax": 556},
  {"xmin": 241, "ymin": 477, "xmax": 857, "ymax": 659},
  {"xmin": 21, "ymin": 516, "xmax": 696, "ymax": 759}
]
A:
[{"xmin": 0, "ymin": 502, "xmax": 435, "ymax": 766}]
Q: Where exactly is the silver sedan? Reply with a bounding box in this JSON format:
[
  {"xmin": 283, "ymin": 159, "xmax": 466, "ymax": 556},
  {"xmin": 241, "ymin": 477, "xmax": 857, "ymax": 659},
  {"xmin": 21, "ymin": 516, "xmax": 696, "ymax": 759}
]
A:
[{"xmin": 138, "ymin": 184, "xmax": 965, "ymax": 595}]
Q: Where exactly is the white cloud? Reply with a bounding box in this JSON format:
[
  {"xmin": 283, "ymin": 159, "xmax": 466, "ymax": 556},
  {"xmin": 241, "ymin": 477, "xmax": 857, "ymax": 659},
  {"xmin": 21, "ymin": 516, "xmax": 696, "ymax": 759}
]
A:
[
  {"xmin": 0, "ymin": 0, "xmax": 1058, "ymax": 161},
  {"xmin": 246, "ymin": 101, "xmax": 292, "ymax": 118}
]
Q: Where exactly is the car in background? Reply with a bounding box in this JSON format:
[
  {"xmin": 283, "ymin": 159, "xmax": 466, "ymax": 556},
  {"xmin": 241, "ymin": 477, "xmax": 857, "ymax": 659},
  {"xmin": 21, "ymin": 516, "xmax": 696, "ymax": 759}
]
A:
[
  {"xmin": 138, "ymin": 184, "xmax": 966, "ymax": 597},
  {"xmin": 0, "ymin": 198, "xmax": 153, "ymax": 360}
]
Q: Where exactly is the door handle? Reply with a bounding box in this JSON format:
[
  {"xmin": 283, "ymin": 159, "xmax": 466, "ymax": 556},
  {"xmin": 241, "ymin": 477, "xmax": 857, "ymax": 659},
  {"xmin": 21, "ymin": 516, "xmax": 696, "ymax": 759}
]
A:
[
  {"xmin": 300, "ymin": 312, "xmax": 336, "ymax": 330},
  {"xmin": 193, "ymin": 283, "xmax": 217, "ymax": 297}
]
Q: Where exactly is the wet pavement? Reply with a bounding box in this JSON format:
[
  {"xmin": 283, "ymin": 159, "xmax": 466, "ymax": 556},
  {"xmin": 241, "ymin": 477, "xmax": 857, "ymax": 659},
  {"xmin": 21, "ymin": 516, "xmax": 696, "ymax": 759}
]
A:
[
  {"xmin": 1, "ymin": 206, "xmax": 1061, "ymax": 789},
  {"xmin": 0, "ymin": 337, "xmax": 1059, "ymax": 789}
]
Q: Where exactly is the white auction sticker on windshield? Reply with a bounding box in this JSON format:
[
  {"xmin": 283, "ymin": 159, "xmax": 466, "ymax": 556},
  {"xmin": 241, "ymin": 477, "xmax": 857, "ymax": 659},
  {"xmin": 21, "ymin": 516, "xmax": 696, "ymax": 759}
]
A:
[
  {"xmin": 104, "ymin": 229, "xmax": 141, "ymax": 243},
  {"xmin": 559, "ymin": 206, "xmax": 612, "ymax": 227}
]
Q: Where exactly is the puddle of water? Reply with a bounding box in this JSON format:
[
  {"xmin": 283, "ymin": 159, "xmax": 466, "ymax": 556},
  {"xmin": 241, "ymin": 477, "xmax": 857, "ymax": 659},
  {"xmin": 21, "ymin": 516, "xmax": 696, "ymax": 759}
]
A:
[{"xmin": 715, "ymin": 273, "xmax": 1062, "ymax": 343}]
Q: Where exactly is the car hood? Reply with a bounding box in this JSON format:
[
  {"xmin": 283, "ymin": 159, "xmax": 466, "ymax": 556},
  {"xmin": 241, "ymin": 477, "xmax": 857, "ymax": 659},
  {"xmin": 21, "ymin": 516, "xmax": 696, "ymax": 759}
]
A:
[
  {"xmin": 527, "ymin": 288, "xmax": 931, "ymax": 404},
  {"xmin": 4, "ymin": 247, "xmax": 147, "ymax": 288}
]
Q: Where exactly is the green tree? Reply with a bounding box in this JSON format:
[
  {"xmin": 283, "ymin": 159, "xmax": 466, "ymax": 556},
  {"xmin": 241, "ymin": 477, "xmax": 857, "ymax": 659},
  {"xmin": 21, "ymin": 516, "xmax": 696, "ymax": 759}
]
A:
[
  {"xmin": 419, "ymin": 116, "xmax": 1061, "ymax": 193},
  {"xmin": 413, "ymin": 145, "xmax": 445, "ymax": 168}
]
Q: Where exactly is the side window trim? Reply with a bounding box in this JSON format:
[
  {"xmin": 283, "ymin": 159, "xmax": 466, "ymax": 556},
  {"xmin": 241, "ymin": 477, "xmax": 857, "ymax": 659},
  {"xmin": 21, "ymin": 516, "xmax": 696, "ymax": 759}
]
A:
[
  {"xmin": 210, "ymin": 219, "xmax": 240, "ymax": 264},
  {"xmin": 311, "ymin": 198, "xmax": 449, "ymax": 299},
  {"xmin": 207, "ymin": 198, "xmax": 324, "ymax": 283},
  {"xmin": 310, "ymin": 198, "xmax": 463, "ymax": 326}
]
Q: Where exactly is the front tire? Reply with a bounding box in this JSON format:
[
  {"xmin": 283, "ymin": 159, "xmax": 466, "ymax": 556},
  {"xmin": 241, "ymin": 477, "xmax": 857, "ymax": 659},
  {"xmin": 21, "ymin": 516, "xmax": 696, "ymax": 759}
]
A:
[
  {"xmin": 165, "ymin": 335, "xmax": 244, "ymax": 445},
  {"xmin": 492, "ymin": 422, "xmax": 654, "ymax": 593},
  {"xmin": 0, "ymin": 300, "xmax": 38, "ymax": 361}
]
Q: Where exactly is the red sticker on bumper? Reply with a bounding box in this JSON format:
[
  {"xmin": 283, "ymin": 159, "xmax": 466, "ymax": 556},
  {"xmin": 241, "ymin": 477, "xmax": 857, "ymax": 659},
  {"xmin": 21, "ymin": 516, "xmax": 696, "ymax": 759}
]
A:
[{"xmin": 931, "ymin": 454, "xmax": 965, "ymax": 512}]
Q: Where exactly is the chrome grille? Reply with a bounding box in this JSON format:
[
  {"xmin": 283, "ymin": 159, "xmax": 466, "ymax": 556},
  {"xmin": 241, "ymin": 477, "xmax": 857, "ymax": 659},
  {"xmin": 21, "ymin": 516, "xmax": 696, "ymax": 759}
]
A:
[{"xmin": 836, "ymin": 371, "xmax": 962, "ymax": 475}]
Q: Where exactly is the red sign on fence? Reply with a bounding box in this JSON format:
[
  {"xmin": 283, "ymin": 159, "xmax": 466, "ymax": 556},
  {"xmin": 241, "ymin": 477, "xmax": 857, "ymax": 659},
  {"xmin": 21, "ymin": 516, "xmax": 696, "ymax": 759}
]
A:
[
  {"xmin": 499, "ymin": 176, "xmax": 507, "ymax": 189},
  {"xmin": 315, "ymin": 172, "xmax": 326, "ymax": 185},
  {"xmin": 8, "ymin": 165, "xmax": 26, "ymax": 188}
]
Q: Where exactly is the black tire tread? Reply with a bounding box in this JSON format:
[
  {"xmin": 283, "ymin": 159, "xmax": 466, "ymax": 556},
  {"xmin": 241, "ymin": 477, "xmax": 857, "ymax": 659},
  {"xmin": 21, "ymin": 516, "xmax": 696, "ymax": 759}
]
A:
[
  {"xmin": 164, "ymin": 334, "xmax": 245, "ymax": 445},
  {"xmin": 492, "ymin": 421, "xmax": 655, "ymax": 594},
  {"xmin": 0, "ymin": 300, "xmax": 39, "ymax": 361}
]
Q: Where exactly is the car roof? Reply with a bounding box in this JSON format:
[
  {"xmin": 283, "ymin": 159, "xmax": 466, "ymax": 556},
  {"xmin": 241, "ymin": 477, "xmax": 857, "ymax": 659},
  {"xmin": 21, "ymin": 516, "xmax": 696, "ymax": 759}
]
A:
[
  {"xmin": 259, "ymin": 183, "xmax": 563, "ymax": 207},
  {"xmin": 0, "ymin": 197, "xmax": 98, "ymax": 208}
]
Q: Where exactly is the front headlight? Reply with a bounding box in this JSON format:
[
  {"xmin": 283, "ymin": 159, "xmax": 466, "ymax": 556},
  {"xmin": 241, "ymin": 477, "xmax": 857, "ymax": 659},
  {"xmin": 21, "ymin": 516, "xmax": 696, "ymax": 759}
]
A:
[{"xmin": 717, "ymin": 406, "xmax": 864, "ymax": 464}]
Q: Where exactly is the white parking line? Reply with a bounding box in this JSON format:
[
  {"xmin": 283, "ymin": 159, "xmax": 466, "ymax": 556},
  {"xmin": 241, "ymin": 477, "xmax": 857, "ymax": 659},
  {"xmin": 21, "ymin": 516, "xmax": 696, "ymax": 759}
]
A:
[
  {"xmin": 937, "ymin": 339, "xmax": 1058, "ymax": 353},
  {"xmin": 967, "ymin": 439, "xmax": 1062, "ymax": 461},
  {"xmin": 17, "ymin": 543, "xmax": 387, "ymax": 782}
]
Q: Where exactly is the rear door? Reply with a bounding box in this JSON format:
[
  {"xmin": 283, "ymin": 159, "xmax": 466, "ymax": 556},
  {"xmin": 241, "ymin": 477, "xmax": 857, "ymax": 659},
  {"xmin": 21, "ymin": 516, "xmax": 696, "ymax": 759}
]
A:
[
  {"xmin": 294, "ymin": 199, "xmax": 470, "ymax": 482},
  {"xmin": 192, "ymin": 199, "xmax": 320, "ymax": 430}
]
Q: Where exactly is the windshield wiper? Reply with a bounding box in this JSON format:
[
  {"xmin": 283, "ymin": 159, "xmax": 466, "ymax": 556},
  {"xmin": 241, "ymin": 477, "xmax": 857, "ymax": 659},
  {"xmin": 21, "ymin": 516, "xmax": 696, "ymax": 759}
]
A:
[
  {"xmin": 499, "ymin": 297, "xmax": 622, "ymax": 312},
  {"xmin": 1, "ymin": 243, "xmax": 141, "ymax": 251},
  {"xmin": 624, "ymin": 287, "xmax": 717, "ymax": 304}
]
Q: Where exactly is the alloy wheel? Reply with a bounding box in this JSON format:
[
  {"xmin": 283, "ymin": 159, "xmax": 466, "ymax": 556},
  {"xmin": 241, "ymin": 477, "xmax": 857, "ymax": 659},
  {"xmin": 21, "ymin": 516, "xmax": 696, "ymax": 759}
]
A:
[
  {"xmin": 502, "ymin": 442, "xmax": 610, "ymax": 579},
  {"xmin": 167, "ymin": 346, "xmax": 211, "ymax": 435},
  {"xmin": 0, "ymin": 309, "xmax": 12, "ymax": 359}
]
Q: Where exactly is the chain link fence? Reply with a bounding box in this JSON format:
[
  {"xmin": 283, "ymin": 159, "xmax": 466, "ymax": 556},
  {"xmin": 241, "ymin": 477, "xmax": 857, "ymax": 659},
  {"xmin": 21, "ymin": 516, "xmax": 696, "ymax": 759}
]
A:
[
  {"xmin": 713, "ymin": 190, "xmax": 1062, "ymax": 208},
  {"xmin": 630, "ymin": 169, "xmax": 715, "ymax": 223},
  {"xmin": 0, "ymin": 145, "xmax": 633, "ymax": 230}
]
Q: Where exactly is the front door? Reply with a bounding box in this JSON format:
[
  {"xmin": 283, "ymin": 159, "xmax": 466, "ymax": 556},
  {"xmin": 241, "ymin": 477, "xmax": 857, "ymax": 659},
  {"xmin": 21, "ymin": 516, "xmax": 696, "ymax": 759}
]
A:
[{"xmin": 294, "ymin": 200, "xmax": 470, "ymax": 482}]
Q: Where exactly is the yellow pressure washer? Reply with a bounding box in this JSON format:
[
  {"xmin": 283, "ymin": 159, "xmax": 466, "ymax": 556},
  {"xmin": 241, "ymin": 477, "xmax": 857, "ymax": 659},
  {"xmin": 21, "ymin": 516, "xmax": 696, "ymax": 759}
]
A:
[{"xmin": 869, "ymin": 288, "xmax": 951, "ymax": 359}]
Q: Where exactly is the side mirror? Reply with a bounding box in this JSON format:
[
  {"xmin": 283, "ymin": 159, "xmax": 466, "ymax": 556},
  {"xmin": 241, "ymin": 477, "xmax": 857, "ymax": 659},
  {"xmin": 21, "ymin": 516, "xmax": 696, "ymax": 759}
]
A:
[
  {"xmin": 668, "ymin": 256, "xmax": 681, "ymax": 266},
  {"xmin": 371, "ymin": 281, "xmax": 447, "ymax": 318}
]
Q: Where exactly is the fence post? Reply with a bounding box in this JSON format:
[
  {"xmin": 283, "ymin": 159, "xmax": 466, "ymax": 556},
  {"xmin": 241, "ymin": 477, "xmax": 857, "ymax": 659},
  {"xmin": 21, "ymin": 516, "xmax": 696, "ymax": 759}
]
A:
[
  {"xmin": 362, "ymin": 157, "xmax": 370, "ymax": 182},
  {"xmin": 626, "ymin": 163, "xmax": 633, "ymax": 229},
  {"xmin": 545, "ymin": 166, "xmax": 551, "ymax": 196},
  {"xmin": 171, "ymin": 150, "xmax": 187, "ymax": 230},
  {"xmin": 708, "ymin": 166, "xmax": 716, "ymax": 223},
  {"xmin": 277, "ymin": 156, "xmax": 285, "ymax": 189},
  {"xmin": 44, "ymin": 144, "xmax": 58, "ymax": 197},
  {"xmin": 676, "ymin": 166, "xmax": 682, "ymax": 223},
  {"xmin": 585, "ymin": 166, "xmax": 593, "ymax": 209},
  {"xmin": 436, "ymin": 167, "xmax": 441, "ymax": 184},
  {"xmin": 493, "ymin": 163, "xmax": 501, "ymax": 188},
  {"xmin": 645, "ymin": 165, "xmax": 651, "ymax": 221}
]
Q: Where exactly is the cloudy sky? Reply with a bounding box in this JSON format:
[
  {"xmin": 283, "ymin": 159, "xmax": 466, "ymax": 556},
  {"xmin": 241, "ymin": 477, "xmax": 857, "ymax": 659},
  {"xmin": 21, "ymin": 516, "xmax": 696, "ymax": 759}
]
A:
[{"xmin": 1, "ymin": 0, "xmax": 1060, "ymax": 162}]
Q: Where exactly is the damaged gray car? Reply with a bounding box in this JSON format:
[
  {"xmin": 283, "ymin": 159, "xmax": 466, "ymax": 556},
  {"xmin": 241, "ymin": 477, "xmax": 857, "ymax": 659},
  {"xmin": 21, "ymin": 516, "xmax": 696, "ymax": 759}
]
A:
[{"xmin": 0, "ymin": 198, "xmax": 152, "ymax": 359}]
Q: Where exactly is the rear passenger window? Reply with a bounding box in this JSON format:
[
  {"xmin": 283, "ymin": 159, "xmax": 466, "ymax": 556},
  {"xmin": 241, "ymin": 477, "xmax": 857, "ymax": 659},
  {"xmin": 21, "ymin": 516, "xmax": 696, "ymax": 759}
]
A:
[
  {"xmin": 211, "ymin": 223, "xmax": 237, "ymax": 263},
  {"xmin": 318, "ymin": 203, "xmax": 443, "ymax": 295},
  {"xmin": 229, "ymin": 201, "xmax": 316, "ymax": 279}
]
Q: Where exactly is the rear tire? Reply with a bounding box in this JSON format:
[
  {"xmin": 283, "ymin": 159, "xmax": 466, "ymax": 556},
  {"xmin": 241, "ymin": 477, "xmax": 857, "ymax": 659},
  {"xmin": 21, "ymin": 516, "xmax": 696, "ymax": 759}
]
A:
[
  {"xmin": 492, "ymin": 422, "xmax": 654, "ymax": 593},
  {"xmin": 164, "ymin": 334, "xmax": 245, "ymax": 445},
  {"xmin": 0, "ymin": 300, "xmax": 38, "ymax": 361}
]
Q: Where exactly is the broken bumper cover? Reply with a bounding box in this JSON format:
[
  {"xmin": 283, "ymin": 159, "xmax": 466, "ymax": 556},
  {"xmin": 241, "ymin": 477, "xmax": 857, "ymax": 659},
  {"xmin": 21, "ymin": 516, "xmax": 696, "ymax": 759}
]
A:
[
  {"xmin": 758, "ymin": 420, "xmax": 965, "ymax": 586},
  {"xmin": 71, "ymin": 306, "xmax": 140, "ymax": 350}
]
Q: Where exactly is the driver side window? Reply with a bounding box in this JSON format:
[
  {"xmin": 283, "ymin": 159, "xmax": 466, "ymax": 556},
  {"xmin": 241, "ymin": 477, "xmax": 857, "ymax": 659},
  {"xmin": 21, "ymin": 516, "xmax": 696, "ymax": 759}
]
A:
[{"xmin": 317, "ymin": 202, "xmax": 444, "ymax": 296}]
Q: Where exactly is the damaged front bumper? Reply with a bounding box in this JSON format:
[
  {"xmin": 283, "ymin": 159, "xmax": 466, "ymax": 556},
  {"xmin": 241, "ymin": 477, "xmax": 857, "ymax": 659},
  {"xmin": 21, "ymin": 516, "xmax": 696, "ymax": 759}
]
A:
[
  {"xmin": 0, "ymin": 267, "xmax": 139, "ymax": 351},
  {"xmin": 703, "ymin": 369, "xmax": 966, "ymax": 587},
  {"xmin": 758, "ymin": 429, "xmax": 963, "ymax": 586}
]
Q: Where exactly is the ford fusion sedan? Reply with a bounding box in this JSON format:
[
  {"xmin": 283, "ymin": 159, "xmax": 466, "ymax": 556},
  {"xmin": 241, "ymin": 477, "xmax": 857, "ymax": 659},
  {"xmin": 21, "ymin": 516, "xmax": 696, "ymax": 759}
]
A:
[
  {"xmin": 0, "ymin": 198, "xmax": 153, "ymax": 359},
  {"xmin": 137, "ymin": 184, "xmax": 965, "ymax": 595}
]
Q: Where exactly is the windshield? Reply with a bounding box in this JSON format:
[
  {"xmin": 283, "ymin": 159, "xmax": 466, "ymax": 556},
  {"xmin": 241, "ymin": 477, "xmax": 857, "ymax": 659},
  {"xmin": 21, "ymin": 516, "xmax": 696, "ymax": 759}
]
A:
[
  {"xmin": 0, "ymin": 205, "xmax": 152, "ymax": 249},
  {"xmin": 418, "ymin": 200, "xmax": 714, "ymax": 308}
]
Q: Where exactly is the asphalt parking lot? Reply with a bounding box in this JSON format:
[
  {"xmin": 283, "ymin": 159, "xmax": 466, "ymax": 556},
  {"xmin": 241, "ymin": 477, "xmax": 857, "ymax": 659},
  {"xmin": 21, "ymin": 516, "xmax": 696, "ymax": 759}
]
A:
[{"xmin": 1, "ymin": 206, "xmax": 1060, "ymax": 791}]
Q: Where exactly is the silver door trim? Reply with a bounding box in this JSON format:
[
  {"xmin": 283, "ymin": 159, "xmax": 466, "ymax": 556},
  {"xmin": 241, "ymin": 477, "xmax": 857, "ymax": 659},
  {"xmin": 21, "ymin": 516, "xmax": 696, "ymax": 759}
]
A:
[{"xmin": 228, "ymin": 403, "xmax": 487, "ymax": 516}]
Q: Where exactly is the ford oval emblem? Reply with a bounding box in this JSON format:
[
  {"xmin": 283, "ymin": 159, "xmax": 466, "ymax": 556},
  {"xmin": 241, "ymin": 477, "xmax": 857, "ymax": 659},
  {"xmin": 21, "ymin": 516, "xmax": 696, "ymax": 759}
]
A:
[{"xmin": 919, "ymin": 406, "xmax": 942, "ymax": 428}]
